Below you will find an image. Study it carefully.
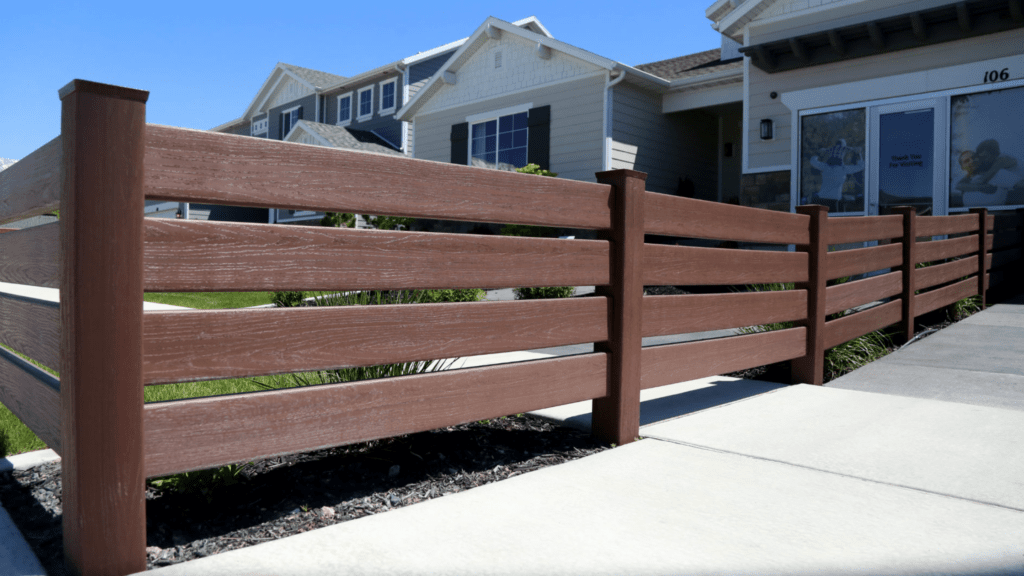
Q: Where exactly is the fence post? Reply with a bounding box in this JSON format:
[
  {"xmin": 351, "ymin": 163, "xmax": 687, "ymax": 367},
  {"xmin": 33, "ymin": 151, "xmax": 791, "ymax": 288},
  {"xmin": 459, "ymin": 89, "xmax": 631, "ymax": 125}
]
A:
[
  {"xmin": 969, "ymin": 207, "xmax": 988, "ymax": 310},
  {"xmin": 792, "ymin": 205, "xmax": 827, "ymax": 386},
  {"xmin": 59, "ymin": 80, "xmax": 148, "ymax": 575},
  {"xmin": 592, "ymin": 169, "xmax": 646, "ymax": 446},
  {"xmin": 893, "ymin": 206, "xmax": 917, "ymax": 343}
]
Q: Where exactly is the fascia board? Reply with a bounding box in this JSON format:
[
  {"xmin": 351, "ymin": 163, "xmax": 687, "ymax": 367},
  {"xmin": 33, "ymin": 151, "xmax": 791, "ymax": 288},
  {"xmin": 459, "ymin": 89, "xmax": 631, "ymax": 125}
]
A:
[
  {"xmin": 321, "ymin": 61, "xmax": 403, "ymax": 94},
  {"xmin": 719, "ymin": 0, "xmax": 778, "ymax": 37},
  {"xmin": 706, "ymin": 0, "xmax": 735, "ymax": 21},
  {"xmin": 241, "ymin": 65, "xmax": 285, "ymax": 120},
  {"xmin": 247, "ymin": 65, "xmax": 318, "ymax": 118},
  {"xmin": 617, "ymin": 64, "xmax": 672, "ymax": 90},
  {"xmin": 512, "ymin": 16, "xmax": 554, "ymax": 38},
  {"xmin": 667, "ymin": 66, "xmax": 744, "ymax": 90}
]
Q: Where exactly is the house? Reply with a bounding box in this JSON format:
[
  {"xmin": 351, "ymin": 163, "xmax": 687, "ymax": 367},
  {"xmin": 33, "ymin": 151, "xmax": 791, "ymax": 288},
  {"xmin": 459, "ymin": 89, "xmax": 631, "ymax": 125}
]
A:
[
  {"xmin": 710, "ymin": 0, "xmax": 1024, "ymax": 217},
  {"xmin": 209, "ymin": 17, "xmax": 554, "ymax": 225},
  {"xmin": 396, "ymin": 17, "xmax": 746, "ymax": 208}
]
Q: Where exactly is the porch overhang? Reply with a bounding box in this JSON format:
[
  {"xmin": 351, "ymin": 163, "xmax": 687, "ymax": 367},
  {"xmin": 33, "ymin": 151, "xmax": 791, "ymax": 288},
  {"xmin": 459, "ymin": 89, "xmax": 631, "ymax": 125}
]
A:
[{"xmin": 740, "ymin": 0, "xmax": 1024, "ymax": 73}]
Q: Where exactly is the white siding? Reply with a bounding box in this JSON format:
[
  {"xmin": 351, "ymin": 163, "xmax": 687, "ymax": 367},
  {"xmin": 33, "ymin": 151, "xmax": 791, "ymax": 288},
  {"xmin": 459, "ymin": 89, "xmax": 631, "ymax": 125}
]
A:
[
  {"xmin": 418, "ymin": 32, "xmax": 605, "ymax": 117},
  {"xmin": 413, "ymin": 74, "xmax": 606, "ymax": 184},
  {"xmin": 611, "ymin": 83, "xmax": 719, "ymax": 196},
  {"xmin": 747, "ymin": 28, "xmax": 1024, "ymax": 170}
]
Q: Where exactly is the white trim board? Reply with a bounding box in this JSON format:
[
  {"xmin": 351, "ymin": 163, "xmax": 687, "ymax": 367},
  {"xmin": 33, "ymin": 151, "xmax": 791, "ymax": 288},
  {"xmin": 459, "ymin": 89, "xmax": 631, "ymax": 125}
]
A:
[{"xmin": 465, "ymin": 103, "xmax": 533, "ymax": 124}]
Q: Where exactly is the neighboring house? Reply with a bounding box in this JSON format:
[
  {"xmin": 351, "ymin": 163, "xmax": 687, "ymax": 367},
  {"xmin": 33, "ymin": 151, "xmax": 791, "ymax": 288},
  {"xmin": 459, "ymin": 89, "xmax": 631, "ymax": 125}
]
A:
[
  {"xmin": 396, "ymin": 17, "xmax": 746, "ymax": 208},
  {"xmin": 210, "ymin": 17, "xmax": 553, "ymax": 225},
  {"xmin": 708, "ymin": 0, "xmax": 1024, "ymax": 217}
]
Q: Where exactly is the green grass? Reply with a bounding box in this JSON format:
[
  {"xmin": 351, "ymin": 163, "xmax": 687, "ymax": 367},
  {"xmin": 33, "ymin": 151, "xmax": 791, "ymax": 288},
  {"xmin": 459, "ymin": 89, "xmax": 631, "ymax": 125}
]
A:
[{"xmin": 144, "ymin": 291, "xmax": 276, "ymax": 309}]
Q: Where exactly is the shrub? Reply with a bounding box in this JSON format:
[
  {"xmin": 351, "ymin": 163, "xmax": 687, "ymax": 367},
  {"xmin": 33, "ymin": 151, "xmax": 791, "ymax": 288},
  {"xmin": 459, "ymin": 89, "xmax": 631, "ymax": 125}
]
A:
[
  {"xmin": 513, "ymin": 286, "xmax": 576, "ymax": 300},
  {"xmin": 272, "ymin": 290, "xmax": 306, "ymax": 308},
  {"xmin": 516, "ymin": 163, "xmax": 558, "ymax": 178},
  {"xmin": 420, "ymin": 288, "xmax": 486, "ymax": 303}
]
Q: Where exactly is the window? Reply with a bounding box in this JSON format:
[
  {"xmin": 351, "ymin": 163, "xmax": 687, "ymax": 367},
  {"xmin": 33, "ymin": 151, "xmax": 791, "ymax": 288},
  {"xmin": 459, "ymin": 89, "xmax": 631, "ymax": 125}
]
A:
[
  {"xmin": 357, "ymin": 86, "xmax": 373, "ymax": 121},
  {"xmin": 950, "ymin": 85, "xmax": 1024, "ymax": 210},
  {"xmin": 337, "ymin": 92, "xmax": 352, "ymax": 126},
  {"xmin": 470, "ymin": 112, "xmax": 528, "ymax": 170},
  {"xmin": 251, "ymin": 118, "xmax": 268, "ymax": 137},
  {"xmin": 379, "ymin": 79, "xmax": 397, "ymax": 114},
  {"xmin": 280, "ymin": 106, "xmax": 301, "ymax": 139},
  {"xmin": 799, "ymin": 108, "xmax": 866, "ymax": 214}
]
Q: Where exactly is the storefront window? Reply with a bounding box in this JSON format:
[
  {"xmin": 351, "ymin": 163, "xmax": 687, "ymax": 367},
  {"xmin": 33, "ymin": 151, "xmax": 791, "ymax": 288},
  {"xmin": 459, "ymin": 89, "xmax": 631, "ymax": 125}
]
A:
[
  {"xmin": 800, "ymin": 109, "xmax": 866, "ymax": 213},
  {"xmin": 950, "ymin": 86, "xmax": 1024, "ymax": 209}
]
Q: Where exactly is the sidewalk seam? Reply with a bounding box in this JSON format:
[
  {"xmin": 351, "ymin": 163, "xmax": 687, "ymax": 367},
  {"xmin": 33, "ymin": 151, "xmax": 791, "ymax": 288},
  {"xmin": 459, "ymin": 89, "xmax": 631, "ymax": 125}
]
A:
[{"xmin": 644, "ymin": 436, "xmax": 1024, "ymax": 514}]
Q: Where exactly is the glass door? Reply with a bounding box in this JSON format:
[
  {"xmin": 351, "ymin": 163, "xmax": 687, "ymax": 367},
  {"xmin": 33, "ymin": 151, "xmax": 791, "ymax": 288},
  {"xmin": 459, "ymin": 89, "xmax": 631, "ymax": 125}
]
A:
[{"xmin": 869, "ymin": 99, "xmax": 946, "ymax": 216}]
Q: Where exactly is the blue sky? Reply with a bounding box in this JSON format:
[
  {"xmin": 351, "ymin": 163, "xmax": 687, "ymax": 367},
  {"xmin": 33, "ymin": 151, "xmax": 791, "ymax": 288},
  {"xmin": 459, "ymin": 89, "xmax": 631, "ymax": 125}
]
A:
[{"xmin": 0, "ymin": 1, "xmax": 722, "ymax": 160}]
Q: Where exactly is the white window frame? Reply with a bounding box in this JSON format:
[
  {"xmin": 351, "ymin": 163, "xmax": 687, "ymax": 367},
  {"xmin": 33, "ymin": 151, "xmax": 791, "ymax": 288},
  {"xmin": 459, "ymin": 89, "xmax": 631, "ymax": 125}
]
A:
[
  {"xmin": 379, "ymin": 78, "xmax": 398, "ymax": 115},
  {"xmin": 280, "ymin": 105, "xmax": 301, "ymax": 139},
  {"xmin": 467, "ymin": 104, "xmax": 532, "ymax": 171},
  {"xmin": 250, "ymin": 117, "xmax": 268, "ymax": 136},
  {"xmin": 336, "ymin": 92, "xmax": 353, "ymax": 127},
  {"xmin": 357, "ymin": 86, "xmax": 374, "ymax": 122}
]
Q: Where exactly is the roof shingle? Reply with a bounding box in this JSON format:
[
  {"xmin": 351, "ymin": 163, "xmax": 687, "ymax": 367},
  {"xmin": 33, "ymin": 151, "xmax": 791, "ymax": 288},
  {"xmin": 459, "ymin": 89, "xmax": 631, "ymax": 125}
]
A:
[
  {"xmin": 634, "ymin": 48, "xmax": 742, "ymax": 81},
  {"xmin": 298, "ymin": 122, "xmax": 404, "ymax": 156},
  {"xmin": 280, "ymin": 63, "xmax": 347, "ymax": 89}
]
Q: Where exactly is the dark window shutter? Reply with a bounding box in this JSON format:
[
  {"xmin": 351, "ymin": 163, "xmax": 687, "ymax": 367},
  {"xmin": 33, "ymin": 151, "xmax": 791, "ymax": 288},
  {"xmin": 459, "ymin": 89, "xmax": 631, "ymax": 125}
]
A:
[
  {"xmin": 451, "ymin": 122, "xmax": 469, "ymax": 165},
  {"xmin": 297, "ymin": 106, "xmax": 303, "ymax": 120},
  {"xmin": 527, "ymin": 105, "xmax": 551, "ymax": 170}
]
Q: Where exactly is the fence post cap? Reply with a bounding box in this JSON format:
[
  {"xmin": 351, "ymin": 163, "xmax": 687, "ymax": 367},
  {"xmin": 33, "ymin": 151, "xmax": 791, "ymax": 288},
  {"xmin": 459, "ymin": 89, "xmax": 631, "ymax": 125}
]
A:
[
  {"xmin": 594, "ymin": 169, "xmax": 648, "ymax": 182},
  {"xmin": 59, "ymin": 79, "xmax": 149, "ymax": 103}
]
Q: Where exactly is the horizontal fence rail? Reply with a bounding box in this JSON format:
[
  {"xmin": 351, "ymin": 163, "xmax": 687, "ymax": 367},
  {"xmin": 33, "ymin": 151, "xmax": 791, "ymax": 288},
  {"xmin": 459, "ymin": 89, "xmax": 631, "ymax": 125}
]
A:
[
  {"xmin": 143, "ymin": 298, "xmax": 609, "ymax": 384},
  {"xmin": 0, "ymin": 137, "xmax": 61, "ymax": 226},
  {"xmin": 144, "ymin": 220, "xmax": 610, "ymax": 292},
  {"xmin": 3, "ymin": 80, "xmax": 1019, "ymax": 576},
  {"xmin": 144, "ymin": 125, "xmax": 613, "ymax": 230},
  {"xmin": 0, "ymin": 223, "xmax": 59, "ymax": 288},
  {"xmin": 644, "ymin": 192, "xmax": 809, "ymax": 245},
  {"xmin": 144, "ymin": 353, "xmax": 609, "ymax": 477}
]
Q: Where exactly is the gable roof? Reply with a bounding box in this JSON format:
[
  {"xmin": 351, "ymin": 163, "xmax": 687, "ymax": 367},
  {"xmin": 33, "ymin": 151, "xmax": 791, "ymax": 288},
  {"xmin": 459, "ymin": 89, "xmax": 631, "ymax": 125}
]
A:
[
  {"xmin": 288, "ymin": 121, "xmax": 404, "ymax": 156},
  {"xmin": 280, "ymin": 63, "xmax": 347, "ymax": 90},
  {"xmin": 397, "ymin": 16, "xmax": 670, "ymax": 120},
  {"xmin": 635, "ymin": 48, "xmax": 742, "ymax": 81}
]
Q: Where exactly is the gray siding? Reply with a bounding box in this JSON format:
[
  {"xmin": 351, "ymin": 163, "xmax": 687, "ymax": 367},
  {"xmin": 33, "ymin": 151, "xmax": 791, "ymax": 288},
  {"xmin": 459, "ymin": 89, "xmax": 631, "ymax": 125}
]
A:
[
  {"xmin": 268, "ymin": 94, "xmax": 317, "ymax": 140},
  {"xmin": 612, "ymin": 83, "xmax": 718, "ymax": 196},
  {"xmin": 412, "ymin": 74, "xmax": 606, "ymax": 184},
  {"xmin": 747, "ymin": 27, "xmax": 1024, "ymax": 170},
  {"xmin": 321, "ymin": 74, "xmax": 405, "ymax": 151}
]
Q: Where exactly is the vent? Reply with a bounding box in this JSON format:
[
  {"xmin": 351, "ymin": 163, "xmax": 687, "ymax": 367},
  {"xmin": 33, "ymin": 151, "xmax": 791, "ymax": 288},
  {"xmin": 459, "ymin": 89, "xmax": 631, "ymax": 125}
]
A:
[{"xmin": 495, "ymin": 51, "xmax": 502, "ymax": 68}]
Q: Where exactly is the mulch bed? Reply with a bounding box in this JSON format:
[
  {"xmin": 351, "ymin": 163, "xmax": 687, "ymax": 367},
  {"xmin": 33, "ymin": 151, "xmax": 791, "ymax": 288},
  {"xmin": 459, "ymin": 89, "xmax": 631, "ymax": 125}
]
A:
[{"xmin": 0, "ymin": 415, "xmax": 608, "ymax": 575}]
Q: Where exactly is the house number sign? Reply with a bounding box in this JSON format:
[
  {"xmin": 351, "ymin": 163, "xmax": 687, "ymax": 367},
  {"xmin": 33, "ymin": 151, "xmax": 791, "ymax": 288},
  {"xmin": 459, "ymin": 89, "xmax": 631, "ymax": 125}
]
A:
[{"xmin": 983, "ymin": 68, "xmax": 1010, "ymax": 83}]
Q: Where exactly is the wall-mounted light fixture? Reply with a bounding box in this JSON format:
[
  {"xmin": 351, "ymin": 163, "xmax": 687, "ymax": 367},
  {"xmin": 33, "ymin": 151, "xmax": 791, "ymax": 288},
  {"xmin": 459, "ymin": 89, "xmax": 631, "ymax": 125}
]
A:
[{"xmin": 760, "ymin": 118, "xmax": 774, "ymax": 140}]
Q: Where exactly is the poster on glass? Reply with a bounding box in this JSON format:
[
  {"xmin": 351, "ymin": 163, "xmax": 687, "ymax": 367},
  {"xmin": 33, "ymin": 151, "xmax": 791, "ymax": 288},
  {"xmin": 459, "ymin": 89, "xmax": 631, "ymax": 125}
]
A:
[
  {"xmin": 800, "ymin": 109, "xmax": 866, "ymax": 213},
  {"xmin": 950, "ymin": 86, "xmax": 1024, "ymax": 209}
]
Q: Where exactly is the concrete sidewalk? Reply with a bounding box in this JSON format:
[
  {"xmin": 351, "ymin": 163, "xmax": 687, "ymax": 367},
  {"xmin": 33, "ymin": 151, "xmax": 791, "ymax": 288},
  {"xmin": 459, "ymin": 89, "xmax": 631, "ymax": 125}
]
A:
[
  {"xmin": 827, "ymin": 295, "xmax": 1024, "ymax": 410},
  {"xmin": 137, "ymin": 301, "xmax": 1024, "ymax": 576}
]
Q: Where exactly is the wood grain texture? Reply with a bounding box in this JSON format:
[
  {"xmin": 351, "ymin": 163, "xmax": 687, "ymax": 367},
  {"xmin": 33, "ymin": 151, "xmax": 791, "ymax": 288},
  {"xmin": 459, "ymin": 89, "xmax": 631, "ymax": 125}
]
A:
[
  {"xmin": 144, "ymin": 219, "xmax": 610, "ymax": 292},
  {"xmin": 793, "ymin": 205, "xmax": 827, "ymax": 385},
  {"xmin": 643, "ymin": 191, "xmax": 809, "ymax": 245},
  {"xmin": 0, "ymin": 292, "xmax": 60, "ymax": 371},
  {"xmin": 0, "ymin": 137, "xmax": 61, "ymax": 226},
  {"xmin": 0, "ymin": 346, "xmax": 61, "ymax": 455},
  {"xmin": 823, "ymin": 300, "xmax": 901, "ymax": 350},
  {"xmin": 143, "ymin": 298, "xmax": 609, "ymax": 384},
  {"xmin": 644, "ymin": 244, "xmax": 808, "ymax": 286},
  {"xmin": 916, "ymin": 214, "xmax": 979, "ymax": 237},
  {"xmin": 640, "ymin": 327, "xmax": 806, "ymax": 390},
  {"xmin": 915, "ymin": 277, "xmax": 978, "ymax": 316},
  {"xmin": 825, "ymin": 271, "xmax": 902, "ymax": 316},
  {"xmin": 0, "ymin": 223, "xmax": 59, "ymax": 288},
  {"xmin": 915, "ymin": 256, "xmax": 979, "ymax": 291},
  {"xmin": 144, "ymin": 353, "xmax": 608, "ymax": 477},
  {"xmin": 825, "ymin": 243, "xmax": 902, "ymax": 281},
  {"xmin": 591, "ymin": 170, "xmax": 645, "ymax": 446},
  {"xmin": 893, "ymin": 207, "xmax": 916, "ymax": 343},
  {"xmin": 143, "ymin": 125, "xmax": 612, "ymax": 230},
  {"xmin": 914, "ymin": 235, "xmax": 978, "ymax": 264},
  {"xmin": 59, "ymin": 80, "xmax": 148, "ymax": 576},
  {"xmin": 825, "ymin": 214, "xmax": 902, "ymax": 245},
  {"xmin": 642, "ymin": 290, "xmax": 807, "ymax": 337}
]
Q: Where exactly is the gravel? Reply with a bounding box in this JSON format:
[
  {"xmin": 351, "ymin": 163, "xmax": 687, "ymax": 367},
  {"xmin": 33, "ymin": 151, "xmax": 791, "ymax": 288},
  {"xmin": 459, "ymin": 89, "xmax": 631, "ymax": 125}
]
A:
[{"xmin": 0, "ymin": 414, "xmax": 608, "ymax": 575}]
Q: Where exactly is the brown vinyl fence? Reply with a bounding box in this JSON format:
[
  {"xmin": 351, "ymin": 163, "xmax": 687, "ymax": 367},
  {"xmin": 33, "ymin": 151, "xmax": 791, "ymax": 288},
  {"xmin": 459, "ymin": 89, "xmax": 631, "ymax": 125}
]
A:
[{"xmin": 0, "ymin": 80, "xmax": 1020, "ymax": 575}]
